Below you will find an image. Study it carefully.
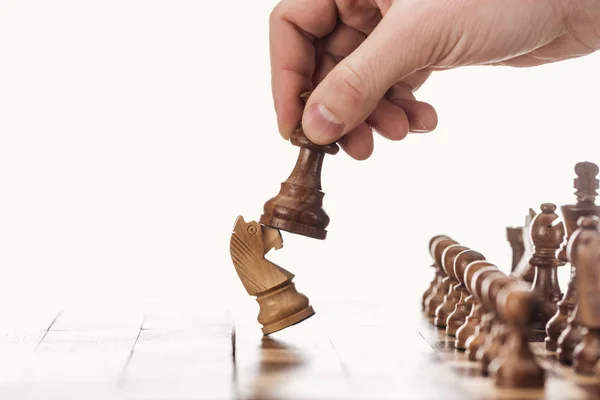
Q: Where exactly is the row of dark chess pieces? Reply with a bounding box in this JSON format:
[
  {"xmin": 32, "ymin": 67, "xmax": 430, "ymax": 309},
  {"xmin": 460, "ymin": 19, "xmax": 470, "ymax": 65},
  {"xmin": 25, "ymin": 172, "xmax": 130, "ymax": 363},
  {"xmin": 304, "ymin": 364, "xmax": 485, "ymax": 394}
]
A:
[{"xmin": 423, "ymin": 161, "xmax": 600, "ymax": 390}]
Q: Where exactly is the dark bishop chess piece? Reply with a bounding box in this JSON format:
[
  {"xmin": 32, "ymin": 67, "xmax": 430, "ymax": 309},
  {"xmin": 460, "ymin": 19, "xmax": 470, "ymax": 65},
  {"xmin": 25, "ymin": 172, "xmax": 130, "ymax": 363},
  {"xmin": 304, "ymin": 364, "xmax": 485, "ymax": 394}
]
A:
[
  {"xmin": 528, "ymin": 203, "xmax": 565, "ymax": 333},
  {"xmin": 423, "ymin": 235, "xmax": 451, "ymax": 311},
  {"xmin": 546, "ymin": 162, "xmax": 600, "ymax": 352},
  {"xmin": 260, "ymin": 92, "xmax": 339, "ymax": 240},
  {"xmin": 570, "ymin": 216, "xmax": 600, "ymax": 375}
]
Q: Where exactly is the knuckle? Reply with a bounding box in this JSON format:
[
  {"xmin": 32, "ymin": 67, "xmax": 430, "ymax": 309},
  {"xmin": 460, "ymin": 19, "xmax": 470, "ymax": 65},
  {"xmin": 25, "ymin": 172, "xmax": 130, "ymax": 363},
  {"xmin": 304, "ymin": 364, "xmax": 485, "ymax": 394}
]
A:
[
  {"xmin": 269, "ymin": 2, "xmax": 284, "ymax": 25},
  {"xmin": 330, "ymin": 63, "xmax": 369, "ymax": 109}
]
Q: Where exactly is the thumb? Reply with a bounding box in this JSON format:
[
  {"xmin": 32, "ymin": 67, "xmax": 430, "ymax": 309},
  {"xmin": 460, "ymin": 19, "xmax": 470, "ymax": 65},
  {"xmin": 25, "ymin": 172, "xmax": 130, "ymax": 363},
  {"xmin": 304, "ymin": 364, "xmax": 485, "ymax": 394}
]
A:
[{"xmin": 301, "ymin": 5, "xmax": 439, "ymax": 145}]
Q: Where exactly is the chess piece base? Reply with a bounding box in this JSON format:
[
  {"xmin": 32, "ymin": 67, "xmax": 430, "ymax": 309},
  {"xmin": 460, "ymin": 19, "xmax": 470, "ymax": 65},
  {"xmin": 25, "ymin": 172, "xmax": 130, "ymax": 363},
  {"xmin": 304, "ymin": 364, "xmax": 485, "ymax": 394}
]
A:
[{"xmin": 257, "ymin": 282, "xmax": 315, "ymax": 335}]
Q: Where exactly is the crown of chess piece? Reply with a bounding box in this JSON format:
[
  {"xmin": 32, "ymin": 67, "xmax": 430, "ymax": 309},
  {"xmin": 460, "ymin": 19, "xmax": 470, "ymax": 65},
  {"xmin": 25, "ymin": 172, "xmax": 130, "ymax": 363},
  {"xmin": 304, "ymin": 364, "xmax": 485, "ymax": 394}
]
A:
[
  {"xmin": 229, "ymin": 216, "xmax": 314, "ymax": 335},
  {"xmin": 260, "ymin": 92, "xmax": 339, "ymax": 240},
  {"xmin": 425, "ymin": 237, "xmax": 459, "ymax": 318},
  {"xmin": 478, "ymin": 273, "xmax": 518, "ymax": 376},
  {"xmin": 489, "ymin": 281, "xmax": 545, "ymax": 389},
  {"xmin": 528, "ymin": 203, "xmax": 565, "ymax": 332},
  {"xmin": 456, "ymin": 261, "xmax": 496, "ymax": 351},
  {"xmin": 511, "ymin": 209, "xmax": 537, "ymax": 283},
  {"xmin": 465, "ymin": 266, "xmax": 502, "ymax": 361},
  {"xmin": 446, "ymin": 250, "xmax": 486, "ymax": 337},
  {"xmin": 546, "ymin": 162, "xmax": 600, "ymax": 352},
  {"xmin": 435, "ymin": 244, "xmax": 469, "ymax": 328},
  {"xmin": 569, "ymin": 216, "xmax": 600, "ymax": 375},
  {"xmin": 423, "ymin": 235, "xmax": 451, "ymax": 311},
  {"xmin": 506, "ymin": 225, "xmax": 525, "ymax": 273}
]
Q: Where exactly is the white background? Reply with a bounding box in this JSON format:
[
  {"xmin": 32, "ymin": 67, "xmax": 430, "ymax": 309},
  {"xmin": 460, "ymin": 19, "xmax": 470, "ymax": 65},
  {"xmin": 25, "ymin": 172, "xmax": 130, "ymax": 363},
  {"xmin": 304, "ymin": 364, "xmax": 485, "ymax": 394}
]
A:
[{"xmin": 1, "ymin": 0, "xmax": 599, "ymax": 314}]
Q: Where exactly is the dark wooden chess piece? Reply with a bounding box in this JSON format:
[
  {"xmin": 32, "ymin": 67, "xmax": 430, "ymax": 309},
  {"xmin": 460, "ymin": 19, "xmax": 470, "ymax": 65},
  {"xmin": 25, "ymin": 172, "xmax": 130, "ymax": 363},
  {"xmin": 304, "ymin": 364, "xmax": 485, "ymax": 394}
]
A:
[
  {"xmin": 260, "ymin": 93, "xmax": 339, "ymax": 240},
  {"xmin": 456, "ymin": 261, "xmax": 497, "ymax": 351},
  {"xmin": 546, "ymin": 162, "xmax": 600, "ymax": 351},
  {"xmin": 490, "ymin": 281, "xmax": 545, "ymax": 389},
  {"xmin": 425, "ymin": 238, "xmax": 459, "ymax": 318},
  {"xmin": 570, "ymin": 216, "xmax": 600, "ymax": 375},
  {"xmin": 446, "ymin": 249, "xmax": 486, "ymax": 337},
  {"xmin": 465, "ymin": 267, "xmax": 502, "ymax": 361},
  {"xmin": 506, "ymin": 226, "xmax": 524, "ymax": 273},
  {"xmin": 230, "ymin": 216, "xmax": 314, "ymax": 335},
  {"xmin": 512, "ymin": 209, "xmax": 537, "ymax": 283},
  {"xmin": 423, "ymin": 235, "xmax": 451, "ymax": 311},
  {"xmin": 478, "ymin": 273, "xmax": 517, "ymax": 376},
  {"xmin": 558, "ymin": 305, "xmax": 584, "ymax": 364},
  {"xmin": 529, "ymin": 203, "xmax": 565, "ymax": 333},
  {"xmin": 435, "ymin": 244, "xmax": 469, "ymax": 328}
]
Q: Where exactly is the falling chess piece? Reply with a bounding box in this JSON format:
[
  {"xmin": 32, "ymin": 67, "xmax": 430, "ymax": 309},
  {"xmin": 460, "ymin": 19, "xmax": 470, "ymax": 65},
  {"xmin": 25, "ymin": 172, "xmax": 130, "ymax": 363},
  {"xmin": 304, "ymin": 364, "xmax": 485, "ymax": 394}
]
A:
[
  {"xmin": 512, "ymin": 209, "xmax": 537, "ymax": 283},
  {"xmin": 478, "ymin": 273, "xmax": 517, "ymax": 376},
  {"xmin": 529, "ymin": 203, "xmax": 565, "ymax": 333},
  {"xmin": 456, "ymin": 261, "xmax": 497, "ymax": 351},
  {"xmin": 425, "ymin": 238, "xmax": 459, "ymax": 318},
  {"xmin": 260, "ymin": 93, "xmax": 339, "ymax": 240},
  {"xmin": 435, "ymin": 244, "xmax": 469, "ymax": 328},
  {"xmin": 490, "ymin": 281, "xmax": 545, "ymax": 389},
  {"xmin": 546, "ymin": 162, "xmax": 600, "ymax": 351},
  {"xmin": 465, "ymin": 267, "xmax": 502, "ymax": 361},
  {"xmin": 423, "ymin": 235, "xmax": 451, "ymax": 311},
  {"xmin": 506, "ymin": 226, "xmax": 525, "ymax": 273},
  {"xmin": 447, "ymin": 250, "xmax": 486, "ymax": 337},
  {"xmin": 570, "ymin": 216, "xmax": 600, "ymax": 375},
  {"xmin": 230, "ymin": 216, "xmax": 314, "ymax": 335}
]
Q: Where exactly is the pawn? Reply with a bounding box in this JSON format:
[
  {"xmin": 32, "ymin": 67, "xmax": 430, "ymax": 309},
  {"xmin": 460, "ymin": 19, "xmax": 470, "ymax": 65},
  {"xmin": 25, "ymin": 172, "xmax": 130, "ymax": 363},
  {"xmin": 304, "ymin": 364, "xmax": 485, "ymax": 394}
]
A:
[
  {"xmin": 529, "ymin": 203, "xmax": 565, "ymax": 333},
  {"xmin": 456, "ymin": 261, "xmax": 496, "ymax": 350},
  {"xmin": 425, "ymin": 238, "xmax": 458, "ymax": 318},
  {"xmin": 478, "ymin": 274, "xmax": 517, "ymax": 376},
  {"xmin": 465, "ymin": 268, "xmax": 503, "ymax": 361},
  {"xmin": 569, "ymin": 216, "xmax": 600, "ymax": 375},
  {"xmin": 423, "ymin": 235, "xmax": 451, "ymax": 311},
  {"xmin": 446, "ymin": 249, "xmax": 486, "ymax": 336},
  {"xmin": 434, "ymin": 244, "xmax": 469, "ymax": 328},
  {"xmin": 557, "ymin": 304, "xmax": 583, "ymax": 365},
  {"xmin": 490, "ymin": 281, "xmax": 545, "ymax": 389}
]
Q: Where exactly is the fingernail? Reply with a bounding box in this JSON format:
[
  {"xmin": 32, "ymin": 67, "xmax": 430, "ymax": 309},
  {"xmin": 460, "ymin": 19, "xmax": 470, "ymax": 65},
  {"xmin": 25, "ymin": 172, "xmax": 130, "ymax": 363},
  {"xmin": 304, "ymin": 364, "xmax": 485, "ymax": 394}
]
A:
[
  {"xmin": 303, "ymin": 103, "xmax": 344, "ymax": 143},
  {"xmin": 410, "ymin": 119, "xmax": 433, "ymax": 133}
]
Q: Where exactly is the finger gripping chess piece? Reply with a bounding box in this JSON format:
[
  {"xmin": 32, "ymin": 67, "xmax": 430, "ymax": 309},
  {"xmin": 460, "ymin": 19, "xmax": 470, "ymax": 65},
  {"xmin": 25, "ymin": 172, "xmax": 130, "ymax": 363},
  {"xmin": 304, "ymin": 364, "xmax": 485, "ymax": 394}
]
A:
[
  {"xmin": 546, "ymin": 162, "xmax": 600, "ymax": 351},
  {"xmin": 435, "ymin": 244, "xmax": 469, "ymax": 328},
  {"xmin": 491, "ymin": 282, "xmax": 545, "ymax": 389},
  {"xmin": 423, "ymin": 235, "xmax": 451, "ymax": 311},
  {"xmin": 425, "ymin": 238, "xmax": 458, "ymax": 318},
  {"xmin": 446, "ymin": 250, "xmax": 486, "ymax": 337},
  {"xmin": 529, "ymin": 203, "xmax": 565, "ymax": 332},
  {"xmin": 260, "ymin": 93, "xmax": 339, "ymax": 240},
  {"xmin": 230, "ymin": 216, "xmax": 314, "ymax": 335},
  {"xmin": 570, "ymin": 216, "xmax": 600, "ymax": 375}
]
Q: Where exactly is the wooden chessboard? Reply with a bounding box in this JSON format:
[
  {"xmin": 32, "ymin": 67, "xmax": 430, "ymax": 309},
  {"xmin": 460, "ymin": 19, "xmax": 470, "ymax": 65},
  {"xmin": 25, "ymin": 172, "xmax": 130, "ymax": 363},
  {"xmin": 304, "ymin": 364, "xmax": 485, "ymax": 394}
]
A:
[{"xmin": 0, "ymin": 302, "xmax": 596, "ymax": 399}]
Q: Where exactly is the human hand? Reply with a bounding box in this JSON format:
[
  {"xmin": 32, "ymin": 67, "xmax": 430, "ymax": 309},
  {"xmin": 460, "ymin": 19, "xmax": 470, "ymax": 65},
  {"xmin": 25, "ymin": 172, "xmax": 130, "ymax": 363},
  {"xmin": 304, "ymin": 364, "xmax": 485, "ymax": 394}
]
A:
[{"xmin": 270, "ymin": 0, "xmax": 600, "ymax": 159}]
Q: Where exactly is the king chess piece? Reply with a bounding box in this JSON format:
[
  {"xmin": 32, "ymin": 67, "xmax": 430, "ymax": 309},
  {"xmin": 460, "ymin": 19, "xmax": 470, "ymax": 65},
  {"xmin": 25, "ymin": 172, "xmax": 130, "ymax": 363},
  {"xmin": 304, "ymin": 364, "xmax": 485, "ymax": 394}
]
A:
[
  {"xmin": 260, "ymin": 93, "xmax": 339, "ymax": 240},
  {"xmin": 546, "ymin": 162, "xmax": 600, "ymax": 351}
]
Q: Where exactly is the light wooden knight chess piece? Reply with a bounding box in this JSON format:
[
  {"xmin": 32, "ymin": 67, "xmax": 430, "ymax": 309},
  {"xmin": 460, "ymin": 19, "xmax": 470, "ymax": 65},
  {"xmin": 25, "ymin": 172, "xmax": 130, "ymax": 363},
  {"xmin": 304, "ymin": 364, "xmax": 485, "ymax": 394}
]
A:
[
  {"xmin": 456, "ymin": 261, "xmax": 497, "ymax": 351},
  {"xmin": 546, "ymin": 162, "xmax": 600, "ymax": 352},
  {"xmin": 512, "ymin": 209, "xmax": 537, "ymax": 283},
  {"xmin": 423, "ymin": 235, "xmax": 451, "ymax": 311},
  {"xmin": 570, "ymin": 216, "xmax": 600, "ymax": 375},
  {"xmin": 425, "ymin": 237, "xmax": 458, "ymax": 318},
  {"xmin": 260, "ymin": 92, "xmax": 339, "ymax": 240},
  {"xmin": 528, "ymin": 203, "xmax": 565, "ymax": 334},
  {"xmin": 446, "ymin": 249, "xmax": 486, "ymax": 337},
  {"xmin": 465, "ymin": 266, "xmax": 502, "ymax": 361},
  {"xmin": 490, "ymin": 281, "xmax": 545, "ymax": 389},
  {"xmin": 435, "ymin": 244, "xmax": 469, "ymax": 328},
  {"xmin": 478, "ymin": 273, "xmax": 517, "ymax": 376},
  {"xmin": 230, "ymin": 216, "xmax": 314, "ymax": 335}
]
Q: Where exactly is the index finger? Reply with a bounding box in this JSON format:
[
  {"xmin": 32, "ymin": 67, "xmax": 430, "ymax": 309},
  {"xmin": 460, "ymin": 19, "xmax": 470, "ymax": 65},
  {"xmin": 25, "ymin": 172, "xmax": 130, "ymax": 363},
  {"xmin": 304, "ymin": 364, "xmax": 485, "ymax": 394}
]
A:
[{"xmin": 269, "ymin": 0, "xmax": 338, "ymax": 138}]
